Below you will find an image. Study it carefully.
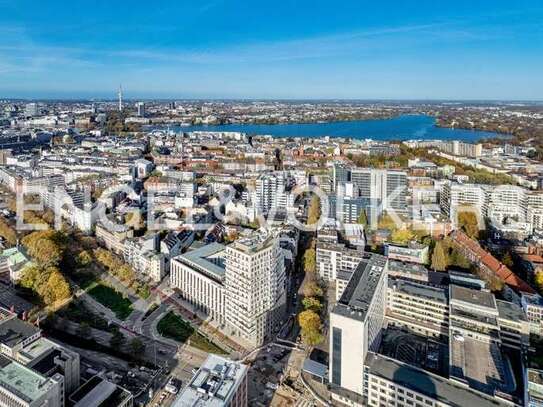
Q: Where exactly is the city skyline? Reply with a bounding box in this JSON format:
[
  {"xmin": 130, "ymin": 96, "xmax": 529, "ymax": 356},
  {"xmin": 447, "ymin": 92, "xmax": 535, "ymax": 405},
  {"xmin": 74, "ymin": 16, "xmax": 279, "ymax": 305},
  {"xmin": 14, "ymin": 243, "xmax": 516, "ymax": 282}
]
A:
[{"xmin": 0, "ymin": 0, "xmax": 542, "ymax": 100}]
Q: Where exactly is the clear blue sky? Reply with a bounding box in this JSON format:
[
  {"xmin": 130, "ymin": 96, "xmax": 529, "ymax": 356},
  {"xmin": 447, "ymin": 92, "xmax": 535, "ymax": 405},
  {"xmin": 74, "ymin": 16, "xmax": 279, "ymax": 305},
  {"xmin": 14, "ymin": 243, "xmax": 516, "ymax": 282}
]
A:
[{"xmin": 0, "ymin": 0, "xmax": 542, "ymax": 100}]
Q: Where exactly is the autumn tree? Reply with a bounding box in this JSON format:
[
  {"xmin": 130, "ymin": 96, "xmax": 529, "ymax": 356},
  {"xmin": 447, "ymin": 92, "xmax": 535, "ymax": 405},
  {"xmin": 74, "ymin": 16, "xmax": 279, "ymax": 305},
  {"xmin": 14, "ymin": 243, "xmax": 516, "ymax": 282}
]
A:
[
  {"xmin": 302, "ymin": 297, "xmax": 322, "ymax": 312},
  {"xmin": 457, "ymin": 209, "xmax": 480, "ymax": 239},
  {"xmin": 19, "ymin": 265, "xmax": 71, "ymax": 306},
  {"xmin": 298, "ymin": 310, "xmax": 323, "ymax": 346},
  {"xmin": 431, "ymin": 240, "xmax": 449, "ymax": 272},
  {"xmin": 357, "ymin": 210, "xmax": 367, "ymax": 226},
  {"xmin": 0, "ymin": 218, "xmax": 16, "ymax": 246},
  {"xmin": 390, "ymin": 228, "xmax": 416, "ymax": 245},
  {"xmin": 304, "ymin": 248, "xmax": 316, "ymax": 274},
  {"xmin": 307, "ymin": 195, "xmax": 321, "ymax": 226},
  {"xmin": 536, "ymin": 272, "xmax": 543, "ymax": 294}
]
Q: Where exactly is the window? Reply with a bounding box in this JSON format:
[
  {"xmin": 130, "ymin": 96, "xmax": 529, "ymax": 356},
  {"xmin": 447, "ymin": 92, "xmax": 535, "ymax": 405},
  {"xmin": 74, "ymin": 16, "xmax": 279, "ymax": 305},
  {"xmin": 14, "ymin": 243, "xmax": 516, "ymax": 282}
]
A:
[{"xmin": 331, "ymin": 327, "xmax": 342, "ymax": 385}]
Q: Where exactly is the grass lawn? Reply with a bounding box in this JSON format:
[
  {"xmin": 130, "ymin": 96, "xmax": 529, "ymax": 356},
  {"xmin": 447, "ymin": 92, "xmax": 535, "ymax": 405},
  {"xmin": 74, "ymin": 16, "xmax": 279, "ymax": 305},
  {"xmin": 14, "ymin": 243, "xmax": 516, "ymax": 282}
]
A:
[
  {"xmin": 87, "ymin": 282, "xmax": 133, "ymax": 320},
  {"xmin": 157, "ymin": 312, "xmax": 226, "ymax": 354}
]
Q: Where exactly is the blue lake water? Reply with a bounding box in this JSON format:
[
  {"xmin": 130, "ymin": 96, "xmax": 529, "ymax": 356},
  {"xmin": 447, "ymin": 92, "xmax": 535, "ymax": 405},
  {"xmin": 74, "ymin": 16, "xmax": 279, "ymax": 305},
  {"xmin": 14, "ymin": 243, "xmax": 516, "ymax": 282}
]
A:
[{"xmin": 154, "ymin": 114, "xmax": 503, "ymax": 141}]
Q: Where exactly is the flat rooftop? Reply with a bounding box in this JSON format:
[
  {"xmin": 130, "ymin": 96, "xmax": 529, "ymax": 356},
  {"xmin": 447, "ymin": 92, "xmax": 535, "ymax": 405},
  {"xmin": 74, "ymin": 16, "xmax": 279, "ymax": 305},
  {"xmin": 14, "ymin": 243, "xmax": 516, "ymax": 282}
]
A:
[
  {"xmin": 450, "ymin": 285, "xmax": 496, "ymax": 310},
  {"xmin": 389, "ymin": 278, "xmax": 448, "ymax": 304},
  {"xmin": 176, "ymin": 242, "xmax": 226, "ymax": 281},
  {"xmin": 333, "ymin": 253, "xmax": 387, "ymax": 322},
  {"xmin": 0, "ymin": 316, "xmax": 40, "ymax": 348},
  {"xmin": 69, "ymin": 375, "xmax": 132, "ymax": 407},
  {"xmin": 449, "ymin": 336, "xmax": 513, "ymax": 396},
  {"xmin": 0, "ymin": 354, "xmax": 54, "ymax": 403},
  {"xmin": 172, "ymin": 354, "xmax": 247, "ymax": 407},
  {"xmin": 496, "ymin": 300, "xmax": 527, "ymax": 322},
  {"xmin": 365, "ymin": 352, "xmax": 510, "ymax": 407}
]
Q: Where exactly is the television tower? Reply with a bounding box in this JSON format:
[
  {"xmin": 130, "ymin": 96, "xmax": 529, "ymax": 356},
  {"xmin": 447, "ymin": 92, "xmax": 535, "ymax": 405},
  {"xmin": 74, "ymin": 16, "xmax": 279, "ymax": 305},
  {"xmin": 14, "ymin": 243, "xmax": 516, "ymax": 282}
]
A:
[{"xmin": 118, "ymin": 85, "xmax": 123, "ymax": 112}]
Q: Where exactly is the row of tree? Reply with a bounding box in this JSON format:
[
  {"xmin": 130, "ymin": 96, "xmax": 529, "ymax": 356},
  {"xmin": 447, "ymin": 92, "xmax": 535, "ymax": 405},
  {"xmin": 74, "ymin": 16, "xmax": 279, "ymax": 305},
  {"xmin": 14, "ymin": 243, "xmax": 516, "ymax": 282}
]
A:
[
  {"xmin": 94, "ymin": 248, "xmax": 150, "ymax": 299},
  {"xmin": 19, "ymin": 230, "xmax": 72, "ymax": 306}
]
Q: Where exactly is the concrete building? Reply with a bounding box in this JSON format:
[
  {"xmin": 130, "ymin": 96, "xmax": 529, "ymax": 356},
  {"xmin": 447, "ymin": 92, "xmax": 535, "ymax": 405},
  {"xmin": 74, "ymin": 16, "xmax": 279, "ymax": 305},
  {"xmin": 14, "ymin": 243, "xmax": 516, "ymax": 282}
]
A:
[
  {"xmin": 170, "ymin": 243, "xmax": 227, "ymax": 325},
  {"xmin": 384, "ymin": 241, "xmax": 429, "ymax": 264},
  {"xmin": 329, "ymin": 254, "xmax": 388, "ymax": 400},
  {"xmin": 316, "ymin": 241, "xmax": 364, "ymax": 283},
  {"xmin": 68, "ymin": 375, "xmax": 133, "ymax": 407},
  {"xmin": 528, "ymin": 369, "xmax": 543, "ymax": 407},
  {"xmin": 172, "ymin": 354, "xmax": 248, "ymax": 407},
  {"xmin": 350, "ymin": 168, "xmax": 407, "ymax": 211},
  {"xmin": 254, "ymin": 172, "xmax": 289, "ymax": 215},
  {"xmin": 0, "ymin": 355, "xmax": 63, "ymax": 407},
  {"xmin": 224, "ymin": 233, "xmax": 286, "ymax": 347}
]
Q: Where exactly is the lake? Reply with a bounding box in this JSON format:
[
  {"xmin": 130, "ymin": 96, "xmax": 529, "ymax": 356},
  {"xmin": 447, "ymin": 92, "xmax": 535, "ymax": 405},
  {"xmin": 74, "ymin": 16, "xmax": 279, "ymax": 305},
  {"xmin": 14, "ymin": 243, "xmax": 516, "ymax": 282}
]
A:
[{"xmin": 151, "ymin": 114, "xmax": 503, "ymax": 141}]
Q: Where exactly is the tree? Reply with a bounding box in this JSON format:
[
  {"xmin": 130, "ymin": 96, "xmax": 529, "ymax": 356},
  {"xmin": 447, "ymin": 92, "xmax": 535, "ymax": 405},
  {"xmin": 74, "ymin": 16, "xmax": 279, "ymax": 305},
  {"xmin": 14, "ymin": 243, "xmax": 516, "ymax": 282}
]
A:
[
  {"xmin": 130, "ymin": 337, "xmax": 146, "ymax": 356},
  {"xmin": 302, "ymin": 297, "xmax": 322, "ymax": 312},
  {"xmin": 298, "ymin": 310, "xmax": 323, "ymax": 346},
  {"xmin": 536, "ymin": 272, "xmax": 543, "ymax": 294},
  {"xmin": 457, "ymin": 209, "xmax": 480, "ymax": 239},
  {"xmin": 357, "ymin": 210, "xmax": 367, "ymax": 226},
  {"xmin": 303, "ymin": 281, "xmax": 323, "ymax": 298},
  {"xmin": 431, "ymin": 240, "xmax": 449, "ymax": 272},
  {"xmin": 501, "ymin": 252, "xmax": 514, "ymax": 268},
  {"xmin": 76, "ymin": 250, "xmax": 93, "ymax": 268},
  {"xmin": 390, "ymin": 228, "xmax": 416, "ymax": 245},
  {"xmin": 0, "ymin": 218, "xmax": 16, "ymax": 246},
  {"xmin": 77, "ymin": 322, "xmax": 92, "ymax": 339},
  {"xmin": 450, "ymin": 248, "xmax": 471, "ymax": 270},
  {"xmin": 21, "ymin": 230, "xmax": 66, "ymax": 266},
  {"xmin": 110, "ymin": 327, "xmax": 125, "ymax": 350},
  {"xmin": 307, "ymin": 195, "xmax": 321, "ymax": 225},
  {"xmin": 44, "ymin": 270, "xmax": 71, "ymax": 305},
  {"xmin": 303, "ymin": 248, "xmax": 316, "ymax": 274}
]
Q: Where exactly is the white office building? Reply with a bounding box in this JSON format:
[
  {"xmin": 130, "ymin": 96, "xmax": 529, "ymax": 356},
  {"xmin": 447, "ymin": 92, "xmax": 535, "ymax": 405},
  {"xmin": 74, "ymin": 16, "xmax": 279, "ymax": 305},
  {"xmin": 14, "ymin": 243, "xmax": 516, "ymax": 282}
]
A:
[
  {"xmin": 170, "ymin": 243, "xmax": 227, "ymax": 325},
  {"xmin": 329, "ymin": 254, "xmax": 388, "ymax": 401}
]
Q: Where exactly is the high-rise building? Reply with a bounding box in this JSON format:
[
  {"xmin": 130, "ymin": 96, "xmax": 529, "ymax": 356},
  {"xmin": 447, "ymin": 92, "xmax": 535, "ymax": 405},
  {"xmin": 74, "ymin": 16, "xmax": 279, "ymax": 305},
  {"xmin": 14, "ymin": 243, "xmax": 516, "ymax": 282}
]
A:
[
  {"xmin": 440, "ymin": 182, "xmax": 489, "ymax": 220},
  {"xmin": 136, "ymin": 102, "xmax": 146, "ymax": 117},
  {"xmin": 24, "ymin": 103, "xmax": 39, "ymax": 117},
  {"xmin": 337, "ymin": 167, "xmax": 407, "ymax": 212},
  {"xmin": 224, "ymin": 233, "xmax": 286, "ymax": 346},
  {"xmin": 254, "ymin": 172, "xmax": 289, "ymax": 215},
  {"xmin": 329, "ymin": 254, "xmax": 388, "ymax": 398}
]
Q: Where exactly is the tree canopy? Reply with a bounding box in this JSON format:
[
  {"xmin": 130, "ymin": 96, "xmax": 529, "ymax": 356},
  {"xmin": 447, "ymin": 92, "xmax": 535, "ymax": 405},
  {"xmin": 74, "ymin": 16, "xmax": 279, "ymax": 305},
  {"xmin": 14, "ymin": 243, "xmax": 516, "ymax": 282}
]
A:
[{"xmin": 298, "ymin": 310, "xmax": 323, "ymax": 346}]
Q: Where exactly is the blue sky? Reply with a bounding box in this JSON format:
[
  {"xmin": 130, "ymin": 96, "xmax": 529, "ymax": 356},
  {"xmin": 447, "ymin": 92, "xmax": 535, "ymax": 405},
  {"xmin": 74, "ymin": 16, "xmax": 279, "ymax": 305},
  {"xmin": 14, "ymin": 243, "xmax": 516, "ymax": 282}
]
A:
[{"xmin": 0, "ymin": 0, "xmax": 542, "ymax": 100}]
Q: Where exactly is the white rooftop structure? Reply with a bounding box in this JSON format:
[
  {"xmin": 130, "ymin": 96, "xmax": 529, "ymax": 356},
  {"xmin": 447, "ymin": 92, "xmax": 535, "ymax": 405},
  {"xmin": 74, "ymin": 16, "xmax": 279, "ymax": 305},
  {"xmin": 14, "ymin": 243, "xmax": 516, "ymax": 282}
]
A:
[{"xmin": 172, "ymin": 354, "xmax": 248, "ymax": 407}]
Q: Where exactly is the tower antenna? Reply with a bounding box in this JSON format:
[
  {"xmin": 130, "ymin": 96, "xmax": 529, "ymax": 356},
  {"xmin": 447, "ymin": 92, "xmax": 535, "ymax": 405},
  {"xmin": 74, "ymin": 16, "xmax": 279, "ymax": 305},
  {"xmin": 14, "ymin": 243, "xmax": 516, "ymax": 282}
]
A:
[{"xmin": 118, "ymin": 85, "xmax": 123, "ymax": 112}]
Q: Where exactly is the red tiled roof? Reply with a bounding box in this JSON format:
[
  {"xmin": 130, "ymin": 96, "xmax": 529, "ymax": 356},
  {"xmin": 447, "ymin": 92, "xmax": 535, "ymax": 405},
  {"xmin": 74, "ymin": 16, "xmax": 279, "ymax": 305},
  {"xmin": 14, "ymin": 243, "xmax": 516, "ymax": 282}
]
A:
[{"xmin": 451, "ymin": 230, "xmax": 535, "ymax": 294}]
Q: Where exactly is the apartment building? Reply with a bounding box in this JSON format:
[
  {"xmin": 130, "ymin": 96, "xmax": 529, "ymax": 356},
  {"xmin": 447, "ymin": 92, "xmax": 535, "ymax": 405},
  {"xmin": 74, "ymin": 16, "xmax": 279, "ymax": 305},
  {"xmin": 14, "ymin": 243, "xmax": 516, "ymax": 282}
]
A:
[
  {"xmin": 254, "ymin": 172, "xmax": 289, "ymax": 215},
  {"xmin": 440, "ymin": 182, "xmax": 489, "ymax": 220},
  {"xmin": 349, "ymin": 168, "xmax": 408, "ymax": 211},
  {"xmin": 224, "ymin": 233, "xmax": 286, "ymax": 347},
  {"xmin": 316, "ymin": 241, "xmax": 364, "ymax": 283}
]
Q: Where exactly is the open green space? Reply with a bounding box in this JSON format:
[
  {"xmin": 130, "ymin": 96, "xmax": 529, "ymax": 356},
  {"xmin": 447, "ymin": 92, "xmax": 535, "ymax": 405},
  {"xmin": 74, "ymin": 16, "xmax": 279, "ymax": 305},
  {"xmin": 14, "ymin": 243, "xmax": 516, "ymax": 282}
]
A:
[
  {"xmin": 87, "ymin": 282, "xmax": 133, "ymax": 320},
  {"xmin": 157, "ymin": 311, "xmax": 226, "ymax": 354}
]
